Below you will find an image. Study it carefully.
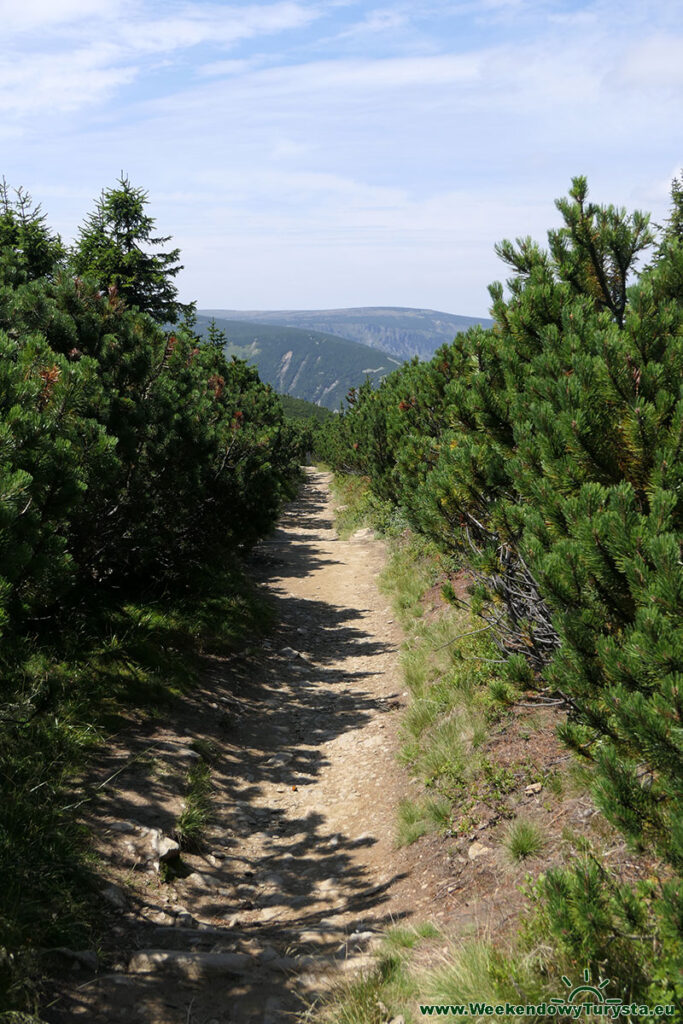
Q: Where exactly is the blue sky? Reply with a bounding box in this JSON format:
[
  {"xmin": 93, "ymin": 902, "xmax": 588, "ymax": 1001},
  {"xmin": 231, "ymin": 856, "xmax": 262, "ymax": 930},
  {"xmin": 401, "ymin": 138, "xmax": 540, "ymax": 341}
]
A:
[{"xmin": 1, "ymin": 0, "xmax": 681, "ymax": 315}]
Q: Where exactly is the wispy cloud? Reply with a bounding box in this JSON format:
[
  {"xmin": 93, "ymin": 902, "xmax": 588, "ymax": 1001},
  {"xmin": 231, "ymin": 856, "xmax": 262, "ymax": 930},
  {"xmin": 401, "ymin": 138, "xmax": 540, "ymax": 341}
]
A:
[
  {"xmin": 2, "ymin": 0, "xmax": 681, "ymax": 312},
  {"xmin": 0, "ymin": 45, "xmax": 137, "ymax": 115},
  {"xmin": 0, "ymin": 2, "xmax": 322, "ymax": 116}
]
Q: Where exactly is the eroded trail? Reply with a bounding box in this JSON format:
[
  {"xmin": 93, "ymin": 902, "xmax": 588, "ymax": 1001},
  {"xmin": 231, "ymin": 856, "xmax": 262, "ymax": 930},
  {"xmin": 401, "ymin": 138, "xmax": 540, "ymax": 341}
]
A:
[{"xmin": 51, "ymin": 470, "xmax": 418, "ymax": 1024}]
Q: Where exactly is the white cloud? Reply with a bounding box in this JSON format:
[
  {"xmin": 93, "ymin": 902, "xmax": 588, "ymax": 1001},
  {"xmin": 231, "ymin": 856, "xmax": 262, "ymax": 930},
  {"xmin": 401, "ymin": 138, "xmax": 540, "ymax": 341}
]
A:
[
  {"xmin": 2, "ymin": 0, "xmax": 681, "ymax": 312},
  {"xmin": 0, "ymin": 2, "xmax": 322, "ymax": 118},
  {"xmin": 617, "ymin": 35, "xmax": 683, "ymax": 89},
  {"xmin": 0, "ymin": 46, "xmax": 137, "ymax": 115},
  {"xmin": 117, "ymin": 3, "xmax": 320, "ymax": 55},
  {"xmin": 0, "ymin": 0, "xmax": 122, "ymax": 33}
]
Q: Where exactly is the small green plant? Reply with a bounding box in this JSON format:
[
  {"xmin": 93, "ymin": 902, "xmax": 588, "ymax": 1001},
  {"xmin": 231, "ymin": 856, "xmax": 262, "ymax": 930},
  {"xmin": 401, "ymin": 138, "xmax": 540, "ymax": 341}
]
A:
[
  {"xmin": 424, "ymin": 795, "xmax": 453, "ymax": 831},
  {"xmin": 396, "ymin": 798, "xmax": 430, "ymax": 847},
  {"xmin": 421, "ymin": 939, "xmax": 548, "ymax": 1012},
  {"xmin": 402, "ymin": 696, "xmax": 441, "ymax": 739},
  {"xmin": 546, "ymin": 770, "xmax": 564, "ymax": 798},
  {"xmin": 189, "ymin": 738, "xmax": 219, "ymax": 763},
  {"xmin": 174, "ymin": 761, "xmax": 213, "ymax": 851},
  {"xmin": 504, "ymin": 819, "xmax": 545, "ymax": 862},
  {"xmin": 384, "ymin": 922, "xmax": 440, "ymax": 952},
  {"xmin": 417, "ymin": 716, "xmax": 468, "ymax": 786},
  {"xmin": 481, "ymin": 759, "xmax": 517, "ymax": 797}
]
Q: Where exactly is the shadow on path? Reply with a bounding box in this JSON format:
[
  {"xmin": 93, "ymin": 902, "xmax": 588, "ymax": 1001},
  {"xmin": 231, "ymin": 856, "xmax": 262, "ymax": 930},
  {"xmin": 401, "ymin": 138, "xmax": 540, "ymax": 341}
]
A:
[{"xmin": 47, "ymin": 471, "xmax": 408, "ymax": 1024}]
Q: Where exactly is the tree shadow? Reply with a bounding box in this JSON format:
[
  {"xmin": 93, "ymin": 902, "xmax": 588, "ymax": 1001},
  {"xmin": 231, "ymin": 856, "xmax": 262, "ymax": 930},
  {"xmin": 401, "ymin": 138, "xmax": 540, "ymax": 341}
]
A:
[{"xmin": 45, "ymin": 471, "xmax": 408, "ymax": 1023}]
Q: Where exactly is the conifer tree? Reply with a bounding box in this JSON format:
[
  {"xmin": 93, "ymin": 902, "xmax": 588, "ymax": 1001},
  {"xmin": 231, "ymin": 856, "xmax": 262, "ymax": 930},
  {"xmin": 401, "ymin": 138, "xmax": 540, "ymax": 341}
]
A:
[
  {"xmin": 0, "ymin": 179, "xmax": 65, "ymax": 281},
  {"xmin": 324, "ymin": 179, "xmax": 683, "ymax": 1004},
  {"xmin": 70, "ymin": 174, "xmax": 192, "ymax": 323}
]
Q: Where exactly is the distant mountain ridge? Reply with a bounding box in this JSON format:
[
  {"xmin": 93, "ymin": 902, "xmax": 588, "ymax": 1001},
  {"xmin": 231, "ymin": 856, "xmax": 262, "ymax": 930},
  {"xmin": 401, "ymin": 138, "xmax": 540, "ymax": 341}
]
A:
[
  {"xmin": 199, "ymin": 306, "xmax": 493, "ymax": 361},
  {"xmin": 195, "ymin": 314, "xmax": 402, "ymax": 409}
]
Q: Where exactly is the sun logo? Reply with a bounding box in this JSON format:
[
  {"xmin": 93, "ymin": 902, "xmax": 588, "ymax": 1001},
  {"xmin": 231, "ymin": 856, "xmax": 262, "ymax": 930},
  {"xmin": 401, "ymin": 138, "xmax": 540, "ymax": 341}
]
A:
[{"xmin": 550, "ymin": 968, "xmax": 623, "ymax": 1012}]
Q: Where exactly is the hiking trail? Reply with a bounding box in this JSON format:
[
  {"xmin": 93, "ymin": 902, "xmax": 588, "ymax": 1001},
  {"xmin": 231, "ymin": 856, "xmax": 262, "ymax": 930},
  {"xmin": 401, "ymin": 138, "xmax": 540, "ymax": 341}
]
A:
[{"xmin": 48, "ymin": 469, "xmax": 437, "ymax": 1023}]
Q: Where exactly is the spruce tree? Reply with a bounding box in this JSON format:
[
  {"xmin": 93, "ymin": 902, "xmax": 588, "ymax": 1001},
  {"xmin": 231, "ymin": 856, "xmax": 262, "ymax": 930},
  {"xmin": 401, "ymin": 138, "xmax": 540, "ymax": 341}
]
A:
[
  {"xmin": 0, "ymin": 179, "xmax": 65, "ymax": 281},
  {"xmin": 70, "ymin": 174, "xmax": 191, "ymax": 323}
]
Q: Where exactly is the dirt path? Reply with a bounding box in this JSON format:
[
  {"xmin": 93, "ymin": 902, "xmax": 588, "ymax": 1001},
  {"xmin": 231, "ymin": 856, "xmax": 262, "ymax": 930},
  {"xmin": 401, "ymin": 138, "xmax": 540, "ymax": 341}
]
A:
[{"xmin": 48, "ymin": 469, "xmax": 428, "ymax": 1024}]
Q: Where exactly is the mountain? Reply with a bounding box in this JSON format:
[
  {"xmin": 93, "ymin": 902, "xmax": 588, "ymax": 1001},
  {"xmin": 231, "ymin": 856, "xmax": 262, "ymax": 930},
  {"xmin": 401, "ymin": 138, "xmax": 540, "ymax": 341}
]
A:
[
  {"xmin": 195, "ymin": 314, "xmax": 402, "ymax": 409},
  {"xmin": 199, "ymin": 306, "xmax": 493, "ymax": 361}
]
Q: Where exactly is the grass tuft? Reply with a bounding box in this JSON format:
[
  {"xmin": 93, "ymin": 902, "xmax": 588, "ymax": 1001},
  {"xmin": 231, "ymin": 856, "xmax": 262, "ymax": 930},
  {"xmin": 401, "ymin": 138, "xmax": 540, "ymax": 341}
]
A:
[
  {"xmin": 174, "ymin": 761, "xmax": 213, "ymax": 851},
  {"xmin": 396, "ymin": 798, "xmax": 430, "ymax": 847},
  {"xmin": 383, "ymin": 922, "xmax": 441, "ymax": 953},
  {"xmin": 504, "ymin": 819, "xmax": 545, "ymax": 862}
]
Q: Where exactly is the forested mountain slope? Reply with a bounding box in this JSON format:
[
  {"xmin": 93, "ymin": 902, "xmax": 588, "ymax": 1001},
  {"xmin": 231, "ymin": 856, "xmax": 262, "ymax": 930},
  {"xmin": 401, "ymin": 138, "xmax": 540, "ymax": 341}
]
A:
[
  {"xmin": 199, "ymin": 306, "xmax": 493, "ymax": 361},
  {"xmin": 195, "ymin": 314, "xmax": 402, "ymax": 408}
]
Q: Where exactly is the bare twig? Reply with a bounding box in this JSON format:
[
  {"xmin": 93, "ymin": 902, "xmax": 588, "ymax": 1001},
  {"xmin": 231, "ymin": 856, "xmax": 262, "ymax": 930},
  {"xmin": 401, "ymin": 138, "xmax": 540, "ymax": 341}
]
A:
[{"xmin": 433, "ymin": 623, "xmax": 491, "ymax": 651}]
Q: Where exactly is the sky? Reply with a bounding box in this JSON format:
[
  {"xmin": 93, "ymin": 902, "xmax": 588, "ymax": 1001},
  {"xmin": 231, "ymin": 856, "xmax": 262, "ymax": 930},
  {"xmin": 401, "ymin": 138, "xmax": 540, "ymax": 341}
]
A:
[{"xmin": 1, "ymin": 0, "xmax": 681, "ymax": 316}]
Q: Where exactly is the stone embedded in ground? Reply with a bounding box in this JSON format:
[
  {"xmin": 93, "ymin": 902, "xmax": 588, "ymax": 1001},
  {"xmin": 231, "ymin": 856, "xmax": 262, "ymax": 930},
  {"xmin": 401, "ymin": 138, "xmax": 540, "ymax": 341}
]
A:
[
  {"xmin": 176, "ymin": 747, "xmax": 202, "ymax": 760},
  {"xmin": 127, "ymin": 950, "xmax": 251, "ymax": 979},
  {"xmin": 147, "ymin": 925, "xmax": 232, "ymax": 948},
  {"xmin": 299, "ymin": 929, "xmax": 341, "ymax": 945},
  {"xmin": 139, "ymin": 906, "xmax": 175, "ymax": 926},
  {"xmin": 338, "ymin": 953, "xmax": 375, "ymax": 971},
  {"xmin": 351, "ymin": 527, "xmax": 374, "ymax": 541},
  {"xmin": 183, "ymin": 870, "xmax": 227, "ymax": 889},
  {"xmin": 256, "ymin": 906, "xmax": 281, "ymax": 922},
  {"xmin": 267, "ymin": 752, "xmax": 292, "ymax": 766},
  {"xmin": 107, "ymin": 820, "xmax": 139, "ymax": 834},
  {"xmin": 263, "ymin": 955, "xmax": 319, "ymax": 973},
  {"xmin": 101, "ymin": 884, "xmax": 128, "ymax": 910},
  {"xmin": 155, "ymin": 835, "xmax": 180, "ymax": 863},
  {"xmin": 257, "ymin": 945, "xmax": 278, "ymax": 962},
  {"xmin": 260, "ymin": 871, "xmax": 284, "ymax": 886},
  {"xmin": 468, "ymin": 840, "xmax": 492, "ymax": 860},
  {"xmin": 174, "ymin": 909, "xmax": 197, "ymax": 928}
]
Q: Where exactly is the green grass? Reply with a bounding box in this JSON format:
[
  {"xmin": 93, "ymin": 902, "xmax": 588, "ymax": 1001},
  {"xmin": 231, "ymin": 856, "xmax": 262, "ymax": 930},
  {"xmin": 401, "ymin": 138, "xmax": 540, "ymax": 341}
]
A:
[
  {"xmin": 301, "ymin": 924, "xmax": 439, "ymax": 1024},
  {"xmin": 329, "ymin": 474, "xmax": 405, "ymax": 540},
  {"xmin": 420, "ymin": 940, "xmax": 548, "ymax": 1018},
  {"xmin": 383, "ymin": 922, "xmax": 441, "ymax": 952},
  {"xmin": 504, "ymin": 819, "xmax": 545, "ymax": 862},
  {"xmin": 416, "ymin": 716, "xmax": 468, "ymax": 786},
  {"xmin": 396, "ymin": 794, "xmax": 453, "ymax": 846},
  {"xmin": 396, "ymin": 798, "xmax": 431, "ymax": 847},
  {"xmin": 379, "ymin": 537, "xmax": 442, "ymax": 629},
  {"xmin": 189, "ymin": 738, "xmax": 220, "ymax": 764},
  {"xmin": 303, "ymin": 952, "xmax": 412, "ymax": 1024},
  {"xmin": 300, "ymin": 929, "xmax": 547, "ymax": 1024},
  {"xmin": 174, "ymin": 761, "xmax": 213, "ymax": 851}
]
